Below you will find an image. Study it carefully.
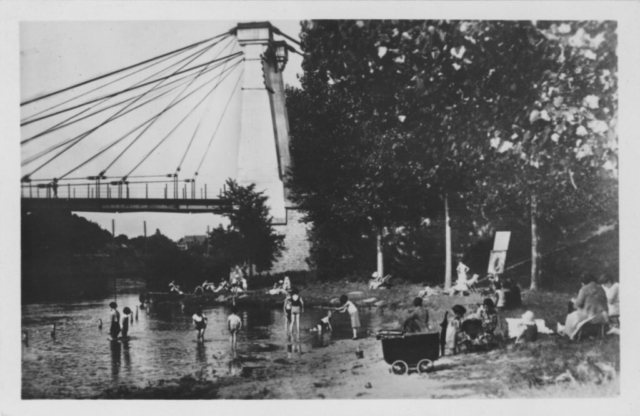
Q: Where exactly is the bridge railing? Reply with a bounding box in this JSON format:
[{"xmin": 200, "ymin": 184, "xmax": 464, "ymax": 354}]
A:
[{"xmin": 21, "ymin": 180, "xmax": 221, "ymax": 200}]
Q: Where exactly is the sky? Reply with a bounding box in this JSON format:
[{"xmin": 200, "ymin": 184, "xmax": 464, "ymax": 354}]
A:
[{"xmin": 20, "ymin": 20, "xmax": 305, "ymax": 241}]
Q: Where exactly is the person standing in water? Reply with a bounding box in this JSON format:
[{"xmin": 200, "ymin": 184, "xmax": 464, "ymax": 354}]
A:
[
  {"xmin": 283, "ymin": 292, "xmax": 293, "ymax": 333},
  {"xmin": 192, "ymin": 308, "xmax": 208, "ymax": 342},
  {"xmin": 289, "ymin": 289, "xmax": 304, "ymax": 337},
  {"xmin": 109, "ymin": 302, "xmax": 121, "ymax": 341},
  {"xmin": 121, "ymin": 307, "xmax": 132, "ymax": 338},
  {"xmin": 227, "ymin": 307, "xmax": 242, "ymax": 355}
]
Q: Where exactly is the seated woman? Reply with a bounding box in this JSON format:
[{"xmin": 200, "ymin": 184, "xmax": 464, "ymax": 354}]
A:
[
  {"xmin": 269, "ymin": 280, "xmax": 285, "ymax": 295},
  {"xmin": 559, "ymin": 273, "xmax": 609, "ymax": 340},
  {"xmin": 445, "ymin": 305, "xmax": 467, "ymax": 355},
  {"xmin": 403, "ymin": 297, "xmax": 430, "ymax": 334},
  {"xmin": 476, "ymin": 298, "xmax": 499, "ymax": 342},
  {"xmin": 600, "ymin": 273, "xmax": 619, "ymax": 326}
]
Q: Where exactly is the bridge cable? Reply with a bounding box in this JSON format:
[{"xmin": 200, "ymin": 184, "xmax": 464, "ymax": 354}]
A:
[
  {"xmin": 21, "ymin": 49, "xmax": 242, "ymax": 127},
  {"xmin": 174, "ymin": 40, "xmax": 238, "ymax": 174},
  {"xmin": 57, "ymin": 57, "xmax": 243, "ymax": 180},
  {"xmin": 20, "ymin": 71, "xmax": 210, "ymax": 167},
  {"xmin": 20, "ymin": 40, "xmax": 203, "ymax": 126},
  {"xmin": 21, "ymin": 36, "xmax": 231, "ymax": 143},
  {"xmin": 22, "ymin": 46, "xmax": 236, "ymax": 176},
  {"xmin": 193, "ymin": 65, "xmax": 244, "ymax": 178},
  {"xmin": 99, "ymin": 43, "xmax": 238, "ymax": 177},
  {"xmin": 123, "ymin": 60, "xmax": 243, "ymax": 180},
  {"xmin": 20, "ymin": 29, "xmax": 233, "ymax": 106}
]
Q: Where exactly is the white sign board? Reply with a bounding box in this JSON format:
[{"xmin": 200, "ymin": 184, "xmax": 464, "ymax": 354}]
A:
[{"xmin": 493, "ymin": 231, "xmax": 511, "ymax": 251}]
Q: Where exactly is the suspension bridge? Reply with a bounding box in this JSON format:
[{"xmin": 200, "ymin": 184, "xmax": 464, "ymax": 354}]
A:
[{"xmin": 20, "ymin": 22, "xmax": 299, "ymax": 220}]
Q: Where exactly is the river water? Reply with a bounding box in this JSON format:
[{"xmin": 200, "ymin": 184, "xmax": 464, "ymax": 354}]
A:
[{"xmin": 21, "ymin": 280, "xmax": 385, "ymax": 399}]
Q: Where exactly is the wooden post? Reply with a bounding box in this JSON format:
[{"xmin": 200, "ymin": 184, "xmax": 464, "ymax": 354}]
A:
[
  {"xmin": 146, "ymin": 183, "xmax": 148, "ymax": 199},
  {"xmin": 376, "ymin": 227, "xmax": 384, "ymax": 281},
  {"xmin": 205, "ymin": 184, "xmax": 207, "ymax": 199},
  {"xmin": 74, "ymin": 188, "xmax": 76, "ymax": 198},
  {"xmin": 165, "ymin": 184, "xmax": 167, "ymax": 199},
  {"xmin": 87, "ymin": 184, "xmax": 90, "ymax": 198},
  {"xmin": 126, "ymin": 184, "xmax": 129, "ymax": 199},
  {"xmin": 67, "ymin": 183, "xmax": 70, "ymax": 199},
  {"xmin": 29, "ymin": 183, "xmax": 32, "ymax": 198}
]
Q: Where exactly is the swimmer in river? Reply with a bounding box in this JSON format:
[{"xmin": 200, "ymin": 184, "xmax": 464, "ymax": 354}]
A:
[
  {"xmin": 192, "ymin": 308, "xmax": 208, "ymax": 342},
  {"xmin": 109, "ymin": 302, "xmax": 121, "ymax": 341},
  {"xmin": 227, "ymin": 307, "xmax": 242, "ymax": 354}
]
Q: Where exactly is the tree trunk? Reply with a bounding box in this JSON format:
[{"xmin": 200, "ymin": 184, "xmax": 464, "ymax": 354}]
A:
[
  {"xmin": 376, "ymin": 228, "xmax": 384, "ymax": 280},
  {"xmin": 530, "ymin": 194, "xmax": 540, "ymax": 291},
  {"xmin": 444, "ymin": 193, "xmax": 452, "ymax": 290}
]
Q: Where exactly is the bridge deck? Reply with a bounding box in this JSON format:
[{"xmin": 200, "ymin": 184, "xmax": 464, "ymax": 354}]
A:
[{"xmin": 21, "ymin": 197, "xmax": 233, "ymax": 214}]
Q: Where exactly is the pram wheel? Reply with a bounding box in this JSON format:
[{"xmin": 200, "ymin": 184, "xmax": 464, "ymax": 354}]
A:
[
  {"xmin": 391, "ymin": 360, "xmax": 408, "ymax": 375},
  {"xmin": 417, "ymin": 359, "xmax": 434, "ymax": 374}
]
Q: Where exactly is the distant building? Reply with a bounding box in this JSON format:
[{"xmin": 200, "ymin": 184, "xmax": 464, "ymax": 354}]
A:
[{"xmin": 177, "ymin": 235, "xmax": 208, "ymax": 251}]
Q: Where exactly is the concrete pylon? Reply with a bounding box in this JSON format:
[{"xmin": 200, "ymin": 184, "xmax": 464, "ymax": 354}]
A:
[
  {"xmin": 236, "ymin": 22, "xmax": 291, "ymax": 224},
  {"xmin": 235, "ymin": 22, "xmax": 310, "ymax": 272}
]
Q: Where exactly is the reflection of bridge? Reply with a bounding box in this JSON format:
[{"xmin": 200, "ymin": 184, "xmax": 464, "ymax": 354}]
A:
[{"xmin": 21, "ymin": 22, "xmax": 296, "ymax": 221}]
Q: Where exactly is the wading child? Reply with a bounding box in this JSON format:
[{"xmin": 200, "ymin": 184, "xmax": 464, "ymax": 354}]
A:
[
  {"xmin": 109, "ymin": 302, "xmax": 121, "ymax": 341},
  {"xmin": 290, "ymin": 289, "xmax": 304, "ymax": 336},
  {"xmin": 227, "ymin": 307, "xmax": 243, "ymax": 353},
  {"xmin": 121, "ymin": 307, "xmax": 132, "ymax": 338},
  {"xmin": 334, "ymin": 295, "xmax": 361, "ymax": 340},
  {"xmin": 192, "ymin": 308, "xmax": 208, "ymax": 342},
  {"xmin": 317, "ymin": 310, "xmax": 333, "ymax": 333},
  {"xmin": 445, "ymin": 305, "xmax": 467, "ymax": 355},
  {"xmin": 283, "ymin": 292, "xmax": 293, "ymax": 333}
]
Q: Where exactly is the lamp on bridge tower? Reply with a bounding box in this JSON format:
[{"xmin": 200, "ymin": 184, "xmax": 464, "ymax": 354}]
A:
[{"xmin": 235, "ymin": 22, "xmax": 292, "ymax": 225}]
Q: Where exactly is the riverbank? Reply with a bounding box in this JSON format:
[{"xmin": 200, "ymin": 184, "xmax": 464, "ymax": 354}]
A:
[{"xmin": 100, "ymin": 287, "xmax": 620, "ymax": 399}]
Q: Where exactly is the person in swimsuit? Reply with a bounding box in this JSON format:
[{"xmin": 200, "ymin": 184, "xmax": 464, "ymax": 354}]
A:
[
  {"xmin": 121, "ymin": 307, "xmax": 132, "ymax": 338},
  {"xmin": 318, "ymin": 310, "xmax": 333, "ymax": 333},
  {"xmin": 192, "ymin": 308, "xmax": 208, "ymax": 342},
  {"xmin": 334, "ymin": 295, "xmax": 361, "ymax": 340},
  {"xmin": 227, "ymin": 307, "xmax": 242, "ymax": 354},
  {"xmin": 289, "ymin": 289, "xmax": 304, "ymax": 336},
  {"xmin": 283, "ymin": 293, "xmax": 293, "ymax": 333},
  {"xmin": 109, "ymin": 302, "xmax": 121, "ymax": 341}
]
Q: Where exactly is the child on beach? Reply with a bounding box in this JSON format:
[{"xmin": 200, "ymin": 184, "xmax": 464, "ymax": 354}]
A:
[
  {"xmin": 192, "ymin": 308, "xmax": 208, "ymax": 342},
  {"xmin": 227, "ymin": 307, "xmax": 243, "ymax": 353},
  {"xmin": 109, "ymin": 302, "xmax": 121, "ymax": 341},
  {"xmin": 445, "ymin": 305, "xmax": 466, "ymax": 355},
  {"xmin": 334, "ymin": 295, "xmax": 361, "ymax": 340}
]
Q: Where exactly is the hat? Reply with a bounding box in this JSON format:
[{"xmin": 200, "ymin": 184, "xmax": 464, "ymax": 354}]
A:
[
  {"xmin": 279, "ymin": 280, "xmax": 283, "ymax": 283},
  {"xmin": 452, "ymin": 305, "xmax": 467, "ymax": 315},
  {"xmin": 522, "ymin": 311, "xmax": 535, "ymax": 323}
]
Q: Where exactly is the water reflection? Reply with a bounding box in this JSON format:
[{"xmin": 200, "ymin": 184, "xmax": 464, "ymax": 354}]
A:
[
  {"xmin": 122, "ymin": 340, "xmax": 132, "ymax": 376},
  {"xmin": 109, "ymin": 341, "xmax": 121, "ymax": 382}
]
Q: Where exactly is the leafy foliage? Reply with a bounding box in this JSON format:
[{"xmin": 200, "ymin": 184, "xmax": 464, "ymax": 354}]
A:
[
  {"xmin": 288, "ymin": 20, "xmax": 618, "ymax": 287},
  {"xmin": 209, "ymin": 179, "xmax": 285, "ymax": 275}
]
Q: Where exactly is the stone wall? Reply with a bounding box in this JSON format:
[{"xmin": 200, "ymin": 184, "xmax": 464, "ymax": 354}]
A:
[{"xmin": 271, "ymin": 208, "xmax": 311, "ymax": 273}]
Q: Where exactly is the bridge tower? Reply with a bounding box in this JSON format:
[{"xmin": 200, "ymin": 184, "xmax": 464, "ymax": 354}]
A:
[{"xmin": 235, "ymin": 22, "xmax": 310, "ymax": 272}]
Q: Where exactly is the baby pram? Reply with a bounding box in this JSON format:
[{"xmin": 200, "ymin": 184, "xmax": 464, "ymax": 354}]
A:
[{"xmin": 376, "ymin": 330, "xmax": 440, "ymax": 375}]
